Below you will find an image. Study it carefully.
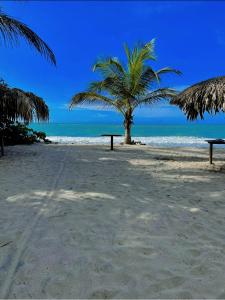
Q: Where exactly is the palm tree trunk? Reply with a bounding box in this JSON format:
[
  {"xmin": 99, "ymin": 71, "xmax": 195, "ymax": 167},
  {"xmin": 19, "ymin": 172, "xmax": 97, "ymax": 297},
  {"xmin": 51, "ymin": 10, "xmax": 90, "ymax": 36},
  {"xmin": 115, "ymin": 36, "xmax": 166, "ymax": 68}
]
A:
[{"xmin": 124, "ymin": 115, "xmax": 132, "ymax": 144}]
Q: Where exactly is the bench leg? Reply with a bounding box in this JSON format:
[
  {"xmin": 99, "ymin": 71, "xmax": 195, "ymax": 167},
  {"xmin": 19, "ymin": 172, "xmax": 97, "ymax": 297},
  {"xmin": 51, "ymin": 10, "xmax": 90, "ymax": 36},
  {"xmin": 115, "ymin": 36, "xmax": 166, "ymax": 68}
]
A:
[
  {"xmin": 0, "ymin": 133, "xmax": 4, "ymax": 156},
  {"xmin": 209, "ymin": 144, "xmax": 213, "ymax": 164},
  {"xmin": 110, "ymin": 136, "xmax": 114, "ymax": 150}
]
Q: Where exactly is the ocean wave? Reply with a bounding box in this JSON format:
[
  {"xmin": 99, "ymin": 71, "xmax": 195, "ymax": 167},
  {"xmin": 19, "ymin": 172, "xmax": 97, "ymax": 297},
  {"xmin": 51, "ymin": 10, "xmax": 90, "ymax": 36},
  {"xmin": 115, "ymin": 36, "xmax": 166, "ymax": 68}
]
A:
[{"xmin": 48, "ymin": 136, "xmax": 212, "ymax": 147}]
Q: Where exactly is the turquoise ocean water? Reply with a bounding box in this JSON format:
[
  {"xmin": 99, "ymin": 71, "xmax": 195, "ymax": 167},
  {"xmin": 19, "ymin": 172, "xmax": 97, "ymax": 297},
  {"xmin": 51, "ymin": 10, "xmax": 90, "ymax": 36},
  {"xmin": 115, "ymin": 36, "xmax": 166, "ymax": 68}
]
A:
[{"xmin": 30, "ymin": 123, "xmax": 225, "ymax": 147}]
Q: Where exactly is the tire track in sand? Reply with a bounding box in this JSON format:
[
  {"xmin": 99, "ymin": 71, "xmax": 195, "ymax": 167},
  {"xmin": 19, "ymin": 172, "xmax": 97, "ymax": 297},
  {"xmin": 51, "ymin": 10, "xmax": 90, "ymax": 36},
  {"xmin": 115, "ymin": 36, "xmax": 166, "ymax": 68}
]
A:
[{"xmin": 0, "ymin": 147, "xmax": 68, "ymax": 299}]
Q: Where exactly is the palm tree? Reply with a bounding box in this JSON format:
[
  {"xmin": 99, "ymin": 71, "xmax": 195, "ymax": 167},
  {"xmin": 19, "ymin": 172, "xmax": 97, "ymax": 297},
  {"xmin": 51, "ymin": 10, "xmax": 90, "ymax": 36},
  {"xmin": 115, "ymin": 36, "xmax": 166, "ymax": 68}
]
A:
[
  {"xmin": 70, "ymin": 40, "xmax": 180, "ymax": 144},
  {"xmin": 0, "ymin": 10, "xmax": 56, "ymax": 64},
  {"xmin": 0, "ymin": 80, "xmax": 49, "ymax": 155}
]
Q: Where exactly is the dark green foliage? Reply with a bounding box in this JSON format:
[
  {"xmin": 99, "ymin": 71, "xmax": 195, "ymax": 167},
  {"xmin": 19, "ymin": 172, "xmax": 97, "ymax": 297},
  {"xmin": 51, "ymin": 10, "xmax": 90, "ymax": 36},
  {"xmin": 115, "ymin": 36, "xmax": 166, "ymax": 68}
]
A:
[
  {"xmin": 3, "ymin": 121, "xmax": 51, "ymax": 145},
  {"xmin": 33, "ymin": 130, "xmax": 46, "ymax": 141}
]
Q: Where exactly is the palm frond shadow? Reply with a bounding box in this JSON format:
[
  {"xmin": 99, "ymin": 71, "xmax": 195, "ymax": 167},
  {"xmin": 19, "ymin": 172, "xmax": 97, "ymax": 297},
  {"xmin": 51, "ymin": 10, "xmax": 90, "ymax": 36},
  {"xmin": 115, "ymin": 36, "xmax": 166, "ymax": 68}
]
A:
[{"xmin": 2, "ymin": 145, "xmax": 225, "ymax": 298}]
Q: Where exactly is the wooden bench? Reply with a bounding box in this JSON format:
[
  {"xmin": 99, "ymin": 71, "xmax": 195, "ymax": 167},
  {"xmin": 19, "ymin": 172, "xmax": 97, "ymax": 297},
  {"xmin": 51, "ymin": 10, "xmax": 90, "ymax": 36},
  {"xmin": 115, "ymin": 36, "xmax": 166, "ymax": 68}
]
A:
[
  {"xmin": 205, "ymin": 139, "xmax": 225, "ymax": 164},
  {"xmin": 101, "ymin": 134, "xmax": 122, "ymax": 150}
]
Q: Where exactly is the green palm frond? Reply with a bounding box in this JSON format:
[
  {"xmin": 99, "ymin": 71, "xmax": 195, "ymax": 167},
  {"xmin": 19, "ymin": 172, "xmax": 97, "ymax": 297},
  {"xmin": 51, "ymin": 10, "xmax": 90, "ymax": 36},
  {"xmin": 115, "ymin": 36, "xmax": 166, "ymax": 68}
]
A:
[
  {"xmin": 138, "ymin": 66, "xmax": 160, "ymax": 91},
  {"xmin": 139, "ymin": 67, "xmax": 181, "ymax": 90},
  {"xmin": 135, "ymin": 88, "xmax": 178, "ymax": 107},
  {"xmin": 155, "ymin": 67, "xmax": 182, "ymax": 80},
  {"xmin": 70, "ymin": 92, "xmax": 115, "ymax": 108},
  {"xmin": 0, "ymin": 12, "xmax": 56, "ymax": 65},
  {"xmin": 88, "ymin": 76, "xmax": 133, "ymax": 100},
  {"xmin": 124, "ymin": 43, "xmax": 131, "ymax": 65},
  {"xmin": 137, "ymin": 39, "xmax": 156, "ymax": 62},
  {"xmin": 93, "ymin": 57, "xmax": 125, "ymax": 78},
  {"xmin": 125, "ymin": 39, "xmax": 156, "ymax": 67},
  {"xmin": 89, "ymin": 81, "xmax": 106, "ymax": 93},
  {"xmin": 126, "ymin": 40, "xmax": 156, "ymax": 93},
  {"xmin": 70, "ymin": 92, "xmax": 126, "ymax": 114}
]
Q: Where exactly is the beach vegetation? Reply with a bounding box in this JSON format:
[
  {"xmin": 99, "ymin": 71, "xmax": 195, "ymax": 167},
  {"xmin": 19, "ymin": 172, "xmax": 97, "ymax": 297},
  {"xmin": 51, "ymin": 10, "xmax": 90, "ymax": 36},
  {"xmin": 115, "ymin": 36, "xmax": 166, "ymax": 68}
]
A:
[{"xmin": 3, "ymin": 120, "xmax": 50, "ymax": 146}]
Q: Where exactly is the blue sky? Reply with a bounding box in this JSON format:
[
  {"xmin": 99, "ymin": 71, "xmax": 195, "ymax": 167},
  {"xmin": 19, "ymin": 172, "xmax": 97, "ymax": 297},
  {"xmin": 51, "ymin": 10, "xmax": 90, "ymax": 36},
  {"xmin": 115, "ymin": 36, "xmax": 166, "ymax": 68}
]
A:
[{"xmin": 1, "ymin": 1, "xmax": 225, "ymax": 124}]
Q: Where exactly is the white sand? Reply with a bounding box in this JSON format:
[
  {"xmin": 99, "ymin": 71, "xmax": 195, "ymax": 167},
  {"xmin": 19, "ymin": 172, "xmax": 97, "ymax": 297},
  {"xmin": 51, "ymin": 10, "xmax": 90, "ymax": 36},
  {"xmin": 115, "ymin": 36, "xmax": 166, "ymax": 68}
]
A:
[{"xmin": 1, "ymin": 143, "xmax": 225, "ymax": 298}]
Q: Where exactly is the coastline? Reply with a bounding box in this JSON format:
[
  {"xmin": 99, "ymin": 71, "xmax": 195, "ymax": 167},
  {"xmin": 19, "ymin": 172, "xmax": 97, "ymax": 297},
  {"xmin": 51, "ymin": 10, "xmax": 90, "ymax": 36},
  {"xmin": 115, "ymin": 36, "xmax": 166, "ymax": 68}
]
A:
[
  {"xmin": 1, "ymin": 143, "xmax": 225, "ymax": 298},
  {"xmin": 47, "ymin": 135, "xmax": 211, "ymax": 147},
  {"xmin": 29, "ymin": 123, "xmax": 225, "ymax": 147}
]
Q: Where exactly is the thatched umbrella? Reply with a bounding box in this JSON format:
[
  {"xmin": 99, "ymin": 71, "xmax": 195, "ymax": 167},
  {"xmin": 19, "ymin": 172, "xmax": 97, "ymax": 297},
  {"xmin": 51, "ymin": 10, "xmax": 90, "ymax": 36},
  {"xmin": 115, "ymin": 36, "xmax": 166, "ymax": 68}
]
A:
[
  {"xmin": 0, "ymin": 82, "xmax": 49, "ymax": 156},
  {"xmin": 171, "ymin": 76, "xmax": 225, "ymax": 120}
]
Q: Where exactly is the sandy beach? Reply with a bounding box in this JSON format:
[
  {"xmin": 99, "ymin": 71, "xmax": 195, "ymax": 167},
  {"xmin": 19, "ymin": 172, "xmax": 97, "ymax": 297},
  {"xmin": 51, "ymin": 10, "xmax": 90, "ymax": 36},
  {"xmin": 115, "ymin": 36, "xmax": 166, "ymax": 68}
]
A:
[{"xmin": 1, "ymin": 143, "xmax": 225, "ymax": 298}]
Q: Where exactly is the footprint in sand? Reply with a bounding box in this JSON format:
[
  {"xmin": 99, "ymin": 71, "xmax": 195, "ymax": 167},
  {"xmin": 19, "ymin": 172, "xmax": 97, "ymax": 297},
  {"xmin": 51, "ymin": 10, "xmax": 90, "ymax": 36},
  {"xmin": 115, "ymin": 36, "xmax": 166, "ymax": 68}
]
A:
[
  {"xmin": 93, "ymin": 261, "xmax": 113, "ymax": 273},
  {"xmin": 141, "ymin": 247, "xmax": 155, "ymax": 256},
  {"xmin": 113, "ymin": 272, "xmax": 137, "ymax": 287},
  {"xmin": 90, "ymin": 289, "xmax": 118, "ymax": 299},
  {"xmin": 176, "ymin": 290, "xmax": 193, "ymax": 298},
  {"xmin": 115, "ymin": 240, "xmax": 124, "ymax": 246},
  {"xmin": 190, "ymin": 264, "xmax": 209, "ymax": 276},
  {"xmin": 150, "ymin": 276, "xmax": 186, "ymax": 293},
  {"xmin": 187, "ymin": 248, "xmax": 202, "ymax": 257}
]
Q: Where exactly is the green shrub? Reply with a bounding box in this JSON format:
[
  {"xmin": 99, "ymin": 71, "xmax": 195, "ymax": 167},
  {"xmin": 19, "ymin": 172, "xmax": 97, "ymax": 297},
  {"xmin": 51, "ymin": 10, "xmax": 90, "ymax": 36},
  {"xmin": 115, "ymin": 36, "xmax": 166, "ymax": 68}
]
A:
[{"xmin": 3, "ymin": 121, "xmax": 51, "ymax": 145}]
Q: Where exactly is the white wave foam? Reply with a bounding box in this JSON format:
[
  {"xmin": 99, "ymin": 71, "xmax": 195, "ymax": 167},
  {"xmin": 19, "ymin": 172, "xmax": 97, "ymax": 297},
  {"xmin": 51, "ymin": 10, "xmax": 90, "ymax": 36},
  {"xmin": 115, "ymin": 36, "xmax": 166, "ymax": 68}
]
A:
[{"xmin": 48, "ymin": 136, "xmax": 211, "ymax": 147}]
